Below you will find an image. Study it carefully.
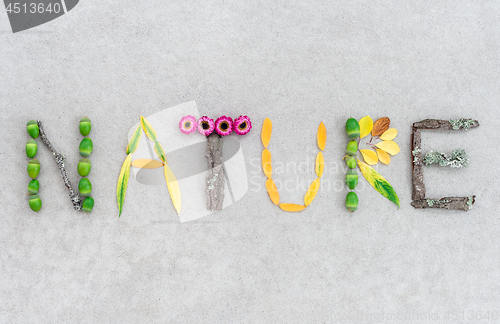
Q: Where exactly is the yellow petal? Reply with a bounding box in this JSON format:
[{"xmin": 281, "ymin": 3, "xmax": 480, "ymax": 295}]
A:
[
  {"xmin": 376, "ymin": 149, "xmax": 391, "ymax": 165},
  {"xmin": 315, "ymin": 151, "xmax": 325, "ymax": 178},
  {"xmin": 279, "ymin": 203, "xmax": 306, "ymax": 212},
  {"xmin": 317, "ymin": 122, "xmax": 327, "ymax": 151},
  {"xmin": 379, "ymin": 128, "xmax": 398, "ymax": 141},
  {"xmin": 164, "ymin": 164, "xmax": 181, "ymax": 214},
  {"xmin": 304, "ymin": 178, "xmax": 320, "ymax": 206},
  {"xmin": 131, "ymin": 159, "xmax": 164, "ymax": 169},
  {"xmin": 261, "ymin": 118, "xmax": 272, "ymax": 149},
  {"xmin": 360, "ymin": 149, "xmax": 378, "ymax": 165},
  {"xmin": 375, "ymin": 141, "xmax": 400, "ymax": 155},
  {"xmin": 262, "ymin": 149, "xmax": 272, "ymax": 178},
  {"xmin": 266, "ymin": 178, "xmax": 280, "ymax": 205},
  {"xmin": 358, "ymin": 116, "xmax": 373, "ymax": 139}
]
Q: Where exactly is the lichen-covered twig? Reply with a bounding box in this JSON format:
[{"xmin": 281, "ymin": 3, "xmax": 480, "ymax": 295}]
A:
[
  {"xmin": 411, "ymin": 196, "xmax": 475, "ymax": 211},
  {"xmin": 205, "ymin": 133, "xmax": 225, "ymax": 211},
  {"xmin": 37, "ymin": 121, "xmax": 82, "ymax": 210},
  {"xmin": 424, "ymin": 149, "xmax": 469, "ymax": 168}
]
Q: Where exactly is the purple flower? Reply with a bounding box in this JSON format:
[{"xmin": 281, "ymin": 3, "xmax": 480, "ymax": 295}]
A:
[
  {"xmin": 233, "ymin": 115, "xmax": 252, "ymax": 135},
  {"xmin": 197, "ymin": 116, "xmax": 215, "ymax": 136},
  {"xmin": 215, "ymin": 116, "xmax": 233, "ymax": 136},
  {"xmin": 179, "ymin": 115, "xmax": 198, "ymax": 134}
]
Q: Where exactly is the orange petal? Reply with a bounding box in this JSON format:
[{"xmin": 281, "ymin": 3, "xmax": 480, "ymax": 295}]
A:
[
  {"xmin": 261, "ymin": 118, "xmax": 272, "ymax": 149},
  {"xmin": 315, "ymin": 152, "xmax": 325, "ymax": 178},
  {"xmin": 360, "ymin": 149, "xmax": 378, "ymax": 165},
  {"xmin": 317, "ymin": 122, "xmax": 327, "ymax": 151},
  {"xmin": 304, "ymin": 178, "xmax": 320, "ymax": 206},
  {"xmin": 266, "ymin": 178, "xmax": 280, "ymax": 205},
  {"xmin": 279, "ymin": 203, "xmax": 306, "ymax": 212},
  {"xmin": 376, "ymin": 149, "xmax": 391, "ymax": 165},
  {"xmin": 262, "ymin": 149, "xmax": 272, "ymax": 178}
]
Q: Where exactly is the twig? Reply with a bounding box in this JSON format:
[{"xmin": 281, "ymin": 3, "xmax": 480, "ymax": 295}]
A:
[{"xmin": 205, "ymin": 133, "xmax": 225, "ymax": 211}]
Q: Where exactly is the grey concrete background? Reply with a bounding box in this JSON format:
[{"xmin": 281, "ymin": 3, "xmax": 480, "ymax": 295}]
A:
[{"xmin": 1, "ymin": 1, "xmax": 499, "ymax": 323}]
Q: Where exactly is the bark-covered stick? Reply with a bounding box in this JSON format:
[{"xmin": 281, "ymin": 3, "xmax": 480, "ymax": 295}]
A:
[
  {"xmin": 411, "ymin": 196, "xmax": 475, "ymax": 211},
  {"xmin": 205, "ymin": 133, "xmax": 225, "ymax": 211},
  {"xmin": 37, "ymin": 121, "xmax": 83, "ymax": 210}
]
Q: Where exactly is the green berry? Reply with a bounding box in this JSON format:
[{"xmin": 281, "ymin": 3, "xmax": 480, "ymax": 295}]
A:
[
  {"xmin": 25, "ymin": 139, "xmax": 38, "ymax": 158},
  {"xmin": 27, "ymin": 120, "xmax": 39, "ymax": 139},
  {"xmin": 346, "ymin": 170, "xmax": 358, "ymax": 190},
  {"xmin": 346, "ymin": 191, "xmax": 358, "ymax": 212},
  {"xmin": 27, "ymin": 159, "xmax": 40, "ymax": 179},
  {"xmin": 78, "ymin": 158, "xmax": 91, "ymax": 177},
  {"xmin": 345, "ymin": 156, "xmax": 356, "ymax": 169},
  {"xmin": 28, "ymin": 179, "xmax": 39, "ymax": 194},
  {"xmin": 346, "ymin": 118, "xmax": 360, "ymax": 139},
  {"xmin": 79, "ymin": 138, "xmax": 93, "ymax": 157},
  {"xmin": 79, "ymin": 117, "xmax": 91, "ymax": 136},
  {"xmin": 82, "ymin": 197, "xmax": 94, "ymax": 213},
  {"xmin": 29, "ymin": 194, "xmax": 42, "ymax": 212},
  {"xmin": 78, "ymin": 178, "xmax": 92, "ymax": 196},
  {"xmin": 346, "ymin": 140, "xmax": 358, "ymax": 156}
]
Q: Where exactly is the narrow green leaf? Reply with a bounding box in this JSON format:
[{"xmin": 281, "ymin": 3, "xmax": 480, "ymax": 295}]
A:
[
  {"xmin": 117, "ymin": 154, "xmax": 132, "ymax": 216},
  {"xmin": 164, "ymin": 163, "xmax": 181, "ymax": 214},
  {"xmin": 126, "ymin": 125, "xmax": 142, "ymax": 154},
  {"xmin": 357, "ymin": 159, "xmax": 400, "ymax": 208},
  {"xmin": 154, "ymin": 141, "xmax": 167, "ymax": 163},
  {"xmin": 140, "ymin": 116, "xmax": 157, "ymax": 142}
]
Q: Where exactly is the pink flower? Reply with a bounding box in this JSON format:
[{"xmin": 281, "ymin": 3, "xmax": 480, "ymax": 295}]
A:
[
  {"xmin": 179, "ymin": 115, "xmax": 197, "ymax": 134},
  {"xmin": 215, "ymin": 116, "xmax": 233, "ymax": 136},
  {"xmin": 233, "ymin": 115, "xmax": 252, "ymax": 135},
  {"xmin": 197, "ymin": 116, "xmax": 215, "ymax": 136}
]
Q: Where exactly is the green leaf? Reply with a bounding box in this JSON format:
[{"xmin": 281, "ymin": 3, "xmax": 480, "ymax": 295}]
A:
[
  {"xmin": 140, "ymin": 116, "xmax": 157, "ymax": 142},
  {"xmin": 154, "ymin": 141, "xmax": 167, "ymax": 163},
  {"xmin": 357, "ymin": 159, "xmax": 400, "ymax": 208},
  {"xmin": 164, "ymin": 163, "xmax": 181, "ymax": 214},
  {"xmin": 117, "ymin": 154, "xmax": 132, "ymax": 216},
  {"xmin": 126, "ymin": 125, "xmax": 142, "ymax": 154}
]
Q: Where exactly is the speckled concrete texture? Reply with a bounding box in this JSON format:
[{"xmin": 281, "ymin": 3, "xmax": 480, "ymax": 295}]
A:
[{"xmin": 1, "ymin": 1, "xmax": 500, "ymax": 323}]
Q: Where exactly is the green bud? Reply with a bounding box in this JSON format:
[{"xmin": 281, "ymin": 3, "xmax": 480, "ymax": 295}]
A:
[
  {"xmin": 79, "ymin": 138, "xmax": 93, "ymax": 157},
  {"xmin": 346, "ymin": 118, "xmax": 360, "ymax": 139},
  {"xmin": 82, "ymin": 197, "xmax": 94, "ymax": 213},
  {"xmin": 79, "ymin": 117, "xmax": 91, "ymax": 136},
  {"xmin": 25, "ymin": 139, "xmax": 38, "ymax": 158},
  {"xmin": 346, "ymin": 191, "xmax": 358, "ymax": 212},
  {"xmin": 78, "ymin": 178, "xmax": 92, "ymax": 196},
  {"xmin": 346, "ymin": 170, "xmax": 358, "ymax": 190},
  {"xmin": 27, "ymin": 159, "xmax": 40, "ymax": 179},
  {"xmin": 346, "ymin": 140, "xmax": 358, "ymax": 156},
  {"xmin": 29, "ymin": 194, "xmax": 42, "ymax": 212},
  {"xmin": 345, "ymin": 156, "xmax": 357, "ymax": 169},
  {"xmin": 27, "ymin": 120, "xmax": 39, "ymax": 139},
  {"xmin": 78, "ymin": 158, "xmax": 91, "ymax": 177},
  {"xmin": 28, "ymin": 179, "xmax": 39, "ymax": 195}
]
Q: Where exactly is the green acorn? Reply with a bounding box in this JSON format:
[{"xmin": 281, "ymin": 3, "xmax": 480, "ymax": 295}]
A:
[
  {"xmin": 29, "ymin": 194, "xmax": 42, "ymax": 212},
  {"xmin": 346, "ymin": 191, "xmax": 358, "ymax": 212},
  {"xmin": 25, "ymin": 139, "xmax": 38, "ymax": 158},
  {"xmin": 346, "ymin": 140, "xmax": 358, "ymax": 156},
  {"xmin": 82, "ymin": 197, "xmax": 94, "ymax": 213},
  {"xmin": 79, "ymin": 138, "xmax": 93, "ymax": 157},
  {"xmin": 345, "ymin": 155, "xmax": 357, "ymax": 169},
  {"xmin": 27, "ymin": 159, "xmax": 40, "ymax": 179},
  {"xmin": 78, "ymin": 178, "xmax": 92, "ymax": 196},
  {"xmin": 28, "ymin": 179, "xmax": 39, "ymax": 194},
  {"xmin": 346, "ymin": 118, "xmax": 360, "ymax": 139},
  {"xmin": 346, "ymin": 170, "xmax": 359, "ymax": 190},
  {"xmin": 78, "ymin": 158, "xmax": 91, "ymax": 177},
  {"xmin": 27, "ymin": 120, "xmax": 39, "ymax": 139},
  {"xmin": 79, "ymin": 117, "xmax": 91, "ymax": 136}
]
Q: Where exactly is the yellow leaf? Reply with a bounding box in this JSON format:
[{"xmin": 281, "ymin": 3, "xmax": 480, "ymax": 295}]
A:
[
  {"xmin": 375, "ymin": 141, "xmax": 400, "ymax": 155},
  {"xmin": 117, "ymin": 154, "xmax": 132, "ymax": 216},
  {"xmin": 357, "ymin": 159, "xmax": 400, "ymax": 208},
  {"xmin": 261, "ymin": 118, "xmax": 272, "ymax": 149},
  {"xmin": 379, "ymin": 128, "xmax": 398, "ymax": 141},
  {"xmin": 131, "ymin": 159, "xmax": 164, "ymax": 169},
  {"xmin": 317, "ymin": 122, "xmax": 327, "ymax": 151},
  {"xmin": 358, "ymin": 116, "xmax": 373, "ymax": 139},
  {"xmin": 315, "ymin": 151, "xmax": 325, "ymax": 178},
  {"xmin": 279, "ymin": 203, "xmax": 306, "ymax": 212},
  {"xmin": 164, "ymin": 164, "xmax": 181, "ymax": 214},
  {"xmin": 154, "ymin": 141, "xmax": 167, "ymax": 163},
  {"xmin": 262, "ymin": 149, "xmax": 272, "ymax": 178},
  {"xmin": 376, "ymin": 149, "xmax": 391, "ymax": 165},
  {"xmin": 304, "ymin": 178, "xmax": 320, "ymax": 206},
  {"xmin": 372, "ymin": 117, "xmax": 390, "ymax": 136},
  {"xmin": 360, "ymin": 149, "xmax": 378, "ymax": 165},
  {"xmin": 126, "ymin": 125, "xmax": 142, "ymax": 154},
  {"xmin": 140, "ymin": 116, "xmax": 157, "ymax": 142},
  {"xmin": 266, "ymin": 178, "xmax": 280, "ymax": 205}
]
